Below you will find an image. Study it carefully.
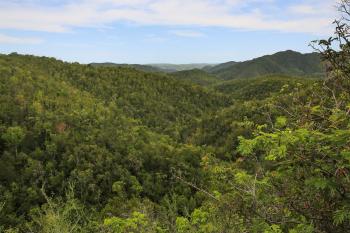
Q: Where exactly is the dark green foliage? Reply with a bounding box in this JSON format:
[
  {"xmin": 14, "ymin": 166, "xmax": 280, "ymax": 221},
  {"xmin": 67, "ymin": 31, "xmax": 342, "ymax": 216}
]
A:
[
  {"xmin": 214, "ymin": 75, "xmax": 317, "ymax": 100},
  {"xmin": 90, "ymin": 62, "xmax": 164, "ymax": 73},
  {"xmin": 207, "ymin": 50, "xmax": 324, "ymax": 80},
  {"xmin": 170, "ymin": 69, "xmax": 219, "ymax": 86}
]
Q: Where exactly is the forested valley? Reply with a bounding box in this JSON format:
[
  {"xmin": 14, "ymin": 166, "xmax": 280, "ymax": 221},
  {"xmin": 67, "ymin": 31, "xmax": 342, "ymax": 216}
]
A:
[{"xmin": 1, "ymin": 3, "xmax": 350, "ymax": 233}]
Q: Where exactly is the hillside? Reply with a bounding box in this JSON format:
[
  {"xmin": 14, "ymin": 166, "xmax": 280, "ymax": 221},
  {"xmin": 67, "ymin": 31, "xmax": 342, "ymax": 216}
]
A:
[
  {"xmin": 213, "ymin": 75, "xmax": 317, "ymax": 100},
  {"xmin": 207, "ymin": 50, "xmax": 324, "ymax": 80},
  {"xmin": 89, "ymin": 62, "xmax": 164, "ymax": 73},
  {"xmin": 91, "ymin": 63, "xmax": 216, "ymax": 73},
  {"xmin": 1, "ymin": 49, "xmax": 350, "ymax": 233},
  {"xmin": 0, "ymin": 53, "xmax": 229, "ymax": 231},
  {"xmin": 170, "ymin": 69, "xmax": 219, "ymax": 86},
  {"xmin": 149, "ymin": 63, "xmax": 216, "ymax": 72},
  {"xmin": 7, "ymin": 54, "xmax": 231, "ymax": 138}
]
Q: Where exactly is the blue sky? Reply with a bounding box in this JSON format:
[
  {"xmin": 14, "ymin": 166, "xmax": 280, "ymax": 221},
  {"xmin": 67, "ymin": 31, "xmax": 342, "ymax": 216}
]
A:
[{"xmin": 0, "ymin": 0, "xmax": 338, "ymax": 64}]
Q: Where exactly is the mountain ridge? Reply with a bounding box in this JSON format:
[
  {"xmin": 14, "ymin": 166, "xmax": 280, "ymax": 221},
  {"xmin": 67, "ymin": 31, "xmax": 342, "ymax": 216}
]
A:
[
  {"xmin": 90, "ymin": 50, "xmax": 324, "ymax": 83},
  {"xmin": 206, "ymin": 50, "xmax": 324, "ymax": 80}
]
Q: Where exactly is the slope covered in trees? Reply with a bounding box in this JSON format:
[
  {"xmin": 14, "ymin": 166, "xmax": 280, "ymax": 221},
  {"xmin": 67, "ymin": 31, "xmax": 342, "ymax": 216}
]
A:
[
  {"xmin": 90, "ymin": 62, "xmax": 164, "ymax": 73},
  {"xmin": 3, "ymin": 54, "xmax": 230, "ymax": 139},
  {"xmin": 207, "ymin": 50, "xmax": 324, "ymax": 80},
  {"xmin": 149, "ymin": 63, "xmax": 215, "ymax": 72},
  {"xmin": 170, "ymin": 69, "xmax": 220, "ymax": 86},
  {"xmin": 1, "ymin": 2, "xmax": 350, "ymax": 232},
  {"xmin": 2, "ymin": 49, "xmax": 349, "ymax": 232},
  {"xmin": 213, "ymin": 75, "xmax": 317, "ymax": 99},
  {"xmin": 0, "ymin": 53, "xmax": 220, "ymax": 232}
]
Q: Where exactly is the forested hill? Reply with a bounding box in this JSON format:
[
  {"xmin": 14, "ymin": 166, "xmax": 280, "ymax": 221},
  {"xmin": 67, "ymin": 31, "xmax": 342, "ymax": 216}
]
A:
[
  {"xmin": 91, "ymin": 50, "xmax": 323, "ymax": 84},
  {"xmin": 206, "ymin": 50, "xmax": 324, "ymax": 80},
  {"xmin": 149, "ymin": 63, "xmax": 215, "ymax": 72},
  {"xmin": 90, "ymin": 63, "xmax": 215, "ymax": 73},
  {"xmin": 213, "ymin": 75, "xmax": 317, "ymax": 100},
  {"xmin": 170, "ymin": 69, "xmax": 219, "ymax": 86},
  {"xmin": 90, "ymin": 62, "xmax": 164, "ymax": 73},
  {"xmin": 1, "ymin": 42, "xmax": 350, "ymax": 233},
  {"xmin": 0, "ymin": 53, "xmax": 231, "ymax": 231},
  {"xmin": 1, "ymin": 53, "xmax": 230, "ymax": 138}
]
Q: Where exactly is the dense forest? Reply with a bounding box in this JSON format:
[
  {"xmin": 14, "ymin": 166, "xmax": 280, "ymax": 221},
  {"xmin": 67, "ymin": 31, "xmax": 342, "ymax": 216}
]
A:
[
  {"xmin": 204, "ymin": 50, "xmax": 323, "ymax": 80},
  {"xmin": 1, "ymin": 2, "xmax": 350, "ymax": 233}
]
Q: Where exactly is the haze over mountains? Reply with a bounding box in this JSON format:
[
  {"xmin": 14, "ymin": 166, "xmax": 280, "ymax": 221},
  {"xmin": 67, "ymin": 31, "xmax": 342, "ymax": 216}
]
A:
[
  {"xmin": 90, "ymin": 63, "xmax": 216, "ymax": 73},
  {"xmin": 91, "ymin": 50, "xmax": 324, "ymax": 85}
]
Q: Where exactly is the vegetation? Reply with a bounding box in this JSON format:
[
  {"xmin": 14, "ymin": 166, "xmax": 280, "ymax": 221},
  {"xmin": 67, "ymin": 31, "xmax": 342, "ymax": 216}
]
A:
[
  {"xmin": 90, "ymin": 63, "xmax": 164, "ymax": 73},
  {"xmin": 1, "ymin": 2, "xmax": 350, "ymax": 232},
  {"xmin": 213, "ymin": 75, "xmax": 317, "ymax": 100},
  {"xmin": 170, "ymin": 69, "xmax": 219, "ymax": 86},
  {"xmin": 149, "ymin": 64, "xmax": 215, "ymax": 72},
  {"xmin": 206, "ymin": 50, "xmax": 324, "ymax": 80}
]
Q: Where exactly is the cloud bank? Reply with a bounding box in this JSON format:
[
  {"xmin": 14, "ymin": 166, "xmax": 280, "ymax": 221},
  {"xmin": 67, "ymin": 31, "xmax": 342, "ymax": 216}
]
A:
[
  {"xmin": 0, "ymin": 0, "xmax": 337, "ymax": 35},
  {"xmin": 0, "ymin": 34, "xmax": 43, "ymax": 44}
]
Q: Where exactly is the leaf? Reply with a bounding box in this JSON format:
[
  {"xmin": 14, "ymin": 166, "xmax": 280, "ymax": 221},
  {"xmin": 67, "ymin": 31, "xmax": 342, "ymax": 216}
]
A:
[
  {"xmin": 305, "ymin": 178, "xmax": 329, "ymax": 190},
  {"xmin": 341, "ymin": 150, "xmax": 350, "ymax": 161},
  {"xmin": 275, "ymin": 116, "xmax": 287, "ymax": 128},
  {"xmin": 333, "ymin": 208, "xmax": 350, "ymax": 226}
]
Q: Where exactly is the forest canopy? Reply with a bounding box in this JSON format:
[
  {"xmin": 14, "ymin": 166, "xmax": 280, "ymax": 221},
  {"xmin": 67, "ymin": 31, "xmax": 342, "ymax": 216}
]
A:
[{"xmin": 1, "ymin": 1, "xmax": 350, "ymax": 233}]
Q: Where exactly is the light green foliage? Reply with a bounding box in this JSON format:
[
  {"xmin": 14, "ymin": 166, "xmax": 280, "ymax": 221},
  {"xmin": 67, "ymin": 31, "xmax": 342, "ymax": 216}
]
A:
[
  {"xmin": 275, "ymin": 116, "xmax": 287, "ymax": 128},
  {"xmin": 2, "ymin": 126, "xmax": 25, "ymax": 146},
  {"xmin": 27, "ymin": 188, "xmax": 88, "ymax": 233},
  {"xmin": 104, "ymin": 212, "xmax": 147, "ymax": 233},
  {"xmin": 174, "ymin": 209, "xmax": 216, "ymax": 233},
  {"xmin": 104, "ymin": 212, "xmax": 165, "ymax": 233},
  {"xmin": 333, "ymin": 206, "xmax": 350, "ymax": 226},
  {"xmin": 175, "ymin": 217, "xmax": 190, "ymax": 233},
  {"xmin": 264, "ymin": 225, "xmax": 283, "ymax": 233}
]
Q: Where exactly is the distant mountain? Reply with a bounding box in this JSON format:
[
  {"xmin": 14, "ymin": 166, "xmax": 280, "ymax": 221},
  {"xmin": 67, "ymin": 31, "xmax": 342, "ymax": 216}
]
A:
[
  {"xmin": 90, "ymin": 63, "xmax": 163, "ymax": 73},
  {"xmin": 90, "ymin": 62, "xmax": 216, "ymax": 73},
  {"xmin": 90, "ymin": 50, "xmax": 324, "ymax": 82},
  {"xmin": 170, "ymin": 69, "xmax": 219, "ymax": 86},
  {"xmin": 149, "ymin": 63, "xmax": 216, "ymax": 72},
  {"xmin": 202, "ymin": 61, "xmax": 238, "ymax": 73},
  {"xmin": 206, "ymin": 50, "xmax": 324, "ymax": 80}
]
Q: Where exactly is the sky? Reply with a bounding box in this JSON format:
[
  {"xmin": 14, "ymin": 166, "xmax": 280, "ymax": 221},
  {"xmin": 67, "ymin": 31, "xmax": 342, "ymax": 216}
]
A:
[{"xmin": 0, "ymin": 0, "xmax": 339, "ymax": 64}]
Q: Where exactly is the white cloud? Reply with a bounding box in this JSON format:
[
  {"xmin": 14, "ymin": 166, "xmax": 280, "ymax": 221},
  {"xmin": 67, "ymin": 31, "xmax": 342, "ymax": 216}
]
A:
[
  {"xmin": 170, "ymin": 30, "xmax": 204, "ymax": 38},
  {"xmin": 0, "ymin": 0, "xmax": 338, "ymax": 34},
  {"xmin": 0, "ymin": 34, "xmax": 43, "ymax": 44},
  {"xmin": 289, "ymin": 5, "xmax": 315, "ymax": 15},
  {"xmin": 144, "ymin": 34, "xmax": 166, "ymax": 42},
  {"xmin": 288, "ymin": 1, "xmax": 336, "ymax": 16}
]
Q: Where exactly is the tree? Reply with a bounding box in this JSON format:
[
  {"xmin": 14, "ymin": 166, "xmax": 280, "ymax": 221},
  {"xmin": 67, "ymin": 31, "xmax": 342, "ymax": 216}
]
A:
[
  {"xmin": 235, "ymin": 2, "xmax": 350, "ymax": 231},
  {"xmin": 2, "ymin": 126, "xmax": 25, "ymax": 157}
]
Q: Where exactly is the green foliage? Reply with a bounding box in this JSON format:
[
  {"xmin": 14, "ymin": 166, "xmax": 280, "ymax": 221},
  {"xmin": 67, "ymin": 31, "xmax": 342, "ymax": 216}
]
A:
[
  {"xmin": 2, "ymin": 126, "xmax": 25, "ymax": 147},
  {"xmin": 1, "ymin": 7, "xmax": 350, "ymax": 232},
  {"xmin": 207, "ymin": 50, "xmax": 324, "ymax": 80},
  {"xmin": 213, "ymin": 75, "xmax": 316, "ymax": 100},
  {"xmin": 0, "ymin": 53, "xmax": 214, "ymax": 232},
  {"xmin": 170, "ymin": 69, "xmax": 219, "ymax": 86},
  {"xmin": 175, "ymin": 217, "xmax": 190, "ymax": 233},
  {"xmin": 104, "ymin": 212, "xmax": 149, "ymax": 233},
  {"xmin": 26, "ymin": 187, "xmax": 91, "ymax": 233},
  {"xmin": 264, "ymin": 225, "xmax": 283, "ymax": 233}
]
